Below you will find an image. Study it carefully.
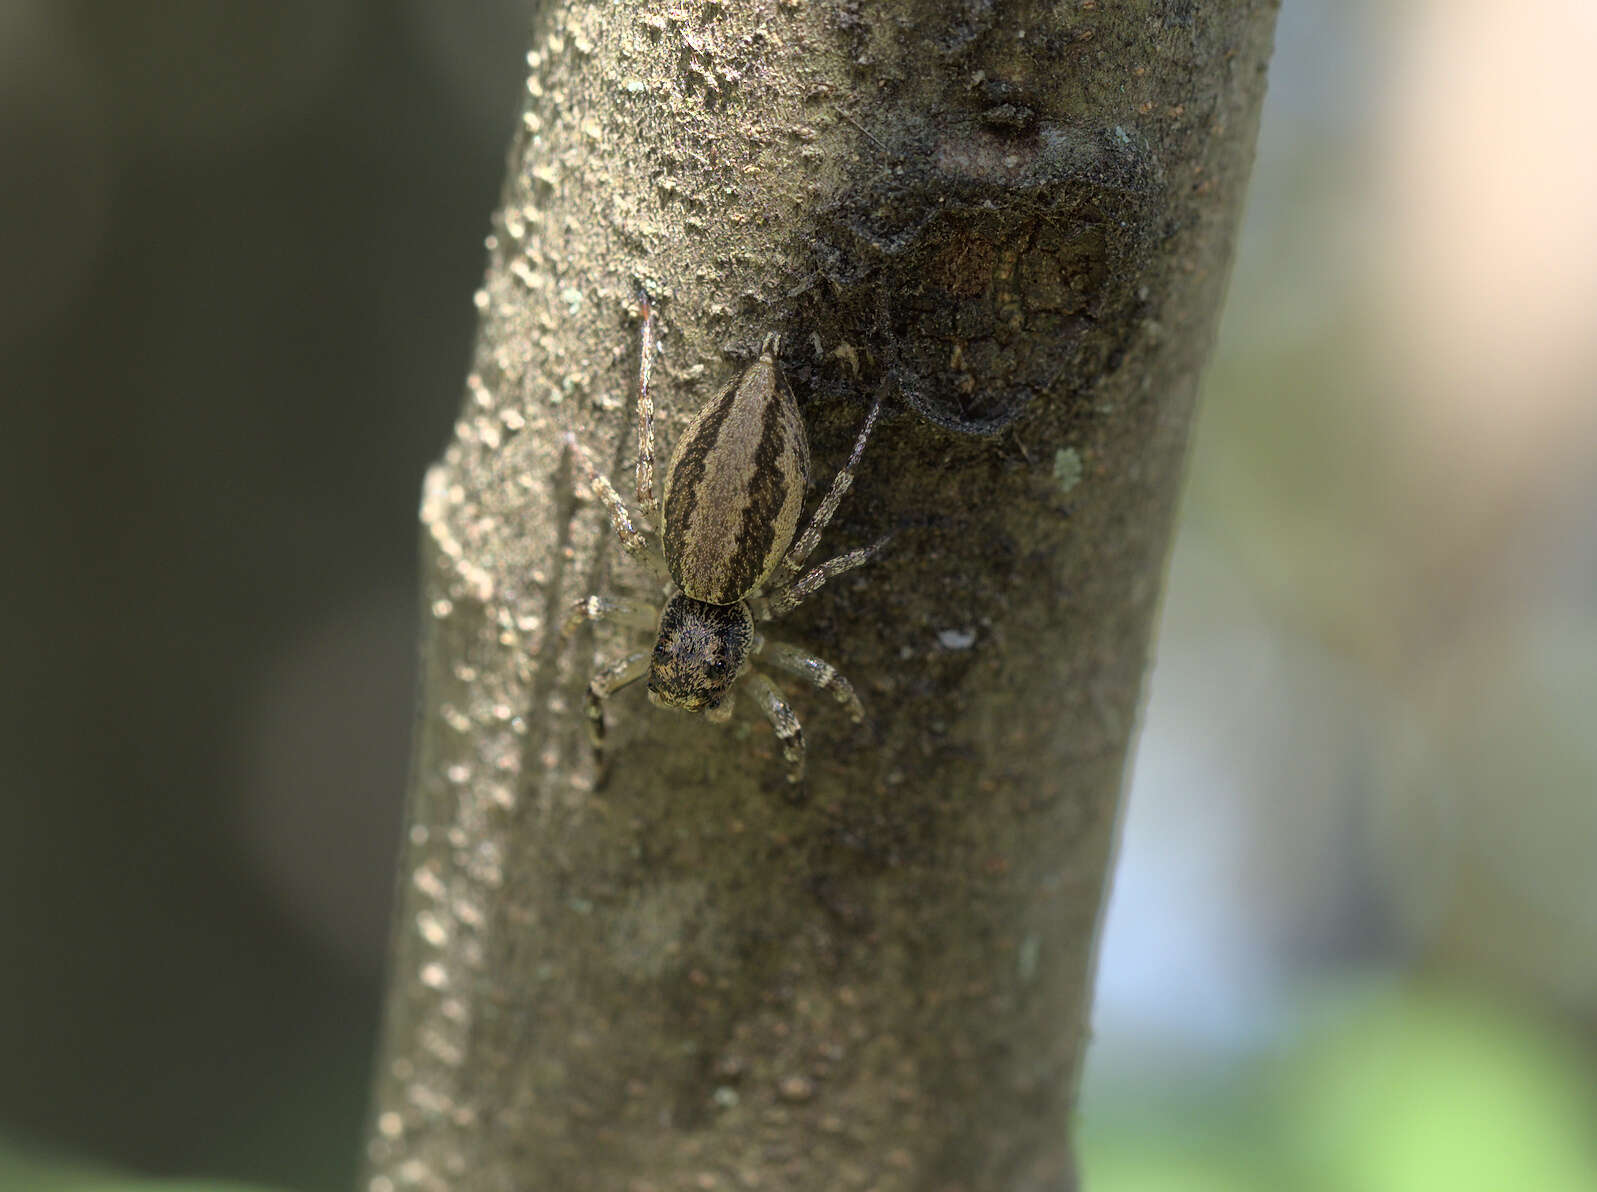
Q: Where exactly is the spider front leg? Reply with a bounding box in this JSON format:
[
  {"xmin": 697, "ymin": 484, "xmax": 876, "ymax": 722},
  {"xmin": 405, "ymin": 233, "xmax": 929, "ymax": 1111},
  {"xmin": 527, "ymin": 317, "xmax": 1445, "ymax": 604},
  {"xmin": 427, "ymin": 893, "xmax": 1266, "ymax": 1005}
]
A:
[
  {"xmin": 564, "ymin": 432, "xmax": 669, "ymax": 584},
  {"xmin": 634, "ymin": 293, "xmax": 660, "ymax": 518},
  {"xmin": 584, "ymin": 650, "xmax": 650, "ymax": 787},
  {"xmin": 754, "ymin": 637, "xmax": 866, "ymax": 723},
  {"xmin": 562, "ymin": 594, "xmax": 659, "ymax": 637},
  {"xmin": 744, "ymin": 670, "xmax": 805, "ymax": 786}
]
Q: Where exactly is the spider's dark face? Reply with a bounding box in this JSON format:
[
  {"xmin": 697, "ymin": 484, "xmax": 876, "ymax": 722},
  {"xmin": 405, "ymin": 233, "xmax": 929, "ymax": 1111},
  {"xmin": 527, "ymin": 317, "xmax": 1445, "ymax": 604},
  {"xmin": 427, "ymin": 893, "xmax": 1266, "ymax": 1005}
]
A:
[{"xmin": 648, "ymin": 593, "xmax": 754, "ymax": 713}]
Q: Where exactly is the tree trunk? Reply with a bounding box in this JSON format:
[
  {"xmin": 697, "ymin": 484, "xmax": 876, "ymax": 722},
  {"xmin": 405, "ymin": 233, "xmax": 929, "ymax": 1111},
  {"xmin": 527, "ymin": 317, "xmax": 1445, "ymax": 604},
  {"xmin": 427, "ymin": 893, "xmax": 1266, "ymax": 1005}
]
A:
[{"xmin": 364, "ymin": 2, "xmax": 1278, "ymax": 1189}]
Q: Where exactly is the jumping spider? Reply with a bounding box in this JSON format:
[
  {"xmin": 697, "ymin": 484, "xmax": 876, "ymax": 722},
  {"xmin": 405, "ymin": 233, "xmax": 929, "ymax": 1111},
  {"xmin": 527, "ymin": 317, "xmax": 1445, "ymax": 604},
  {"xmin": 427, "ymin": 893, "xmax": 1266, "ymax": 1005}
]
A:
[{"xmin": 564, "ymin": 298, "xmax": 886, "ymax": 787}]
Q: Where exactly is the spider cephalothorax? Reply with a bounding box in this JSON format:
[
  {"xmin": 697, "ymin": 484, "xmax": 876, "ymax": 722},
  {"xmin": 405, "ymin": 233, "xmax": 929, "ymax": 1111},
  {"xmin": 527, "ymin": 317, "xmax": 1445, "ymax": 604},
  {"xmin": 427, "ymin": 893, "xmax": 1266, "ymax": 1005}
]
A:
[
  {"xmin": 647, "ymin": 593, "xmax": 753, "ymax": 714},
  {"xmin": 564, "ymin": 296, "xmax": 885, "ymax": 787}
]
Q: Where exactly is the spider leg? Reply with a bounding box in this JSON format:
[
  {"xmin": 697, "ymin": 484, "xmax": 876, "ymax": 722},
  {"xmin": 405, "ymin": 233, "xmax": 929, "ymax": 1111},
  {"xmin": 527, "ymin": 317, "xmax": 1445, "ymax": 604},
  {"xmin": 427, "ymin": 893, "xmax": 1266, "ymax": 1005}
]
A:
[
  {"xmin": 562, "ymin": 595, "xmax": 659, "ymax": 637},
  {"xmin": 565, "ymin": 432, "xmax": 669, "ymax": 583},
  {"xmin": 766, "ymin": 534, "xmax": 890, "ymax": 618},
  {"xmin": 634, "ymin": 293, "xmax": 660, "ymax": 517},
  {"xmin": 585, "ymin": 650, "xmax": 650, "ymax": 787},
  {"xmin": 775, "ymin": 393, "xmax": 881, "ymax": 586},
  {"xmin": 745, "ymin": 669, "xmax": 805, "ymax": 786},
  {"xmin": 753, "ymin": 637, "xmax": 865, "ymax": 723}
]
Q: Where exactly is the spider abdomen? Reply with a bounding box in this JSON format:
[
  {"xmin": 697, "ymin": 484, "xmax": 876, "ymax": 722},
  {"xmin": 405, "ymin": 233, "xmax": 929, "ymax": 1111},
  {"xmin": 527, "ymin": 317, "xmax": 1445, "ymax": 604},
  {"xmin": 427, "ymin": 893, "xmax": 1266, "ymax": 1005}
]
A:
[{"xmin": 660, "ymin": 350, "xmax": 810, "ymax": 606}]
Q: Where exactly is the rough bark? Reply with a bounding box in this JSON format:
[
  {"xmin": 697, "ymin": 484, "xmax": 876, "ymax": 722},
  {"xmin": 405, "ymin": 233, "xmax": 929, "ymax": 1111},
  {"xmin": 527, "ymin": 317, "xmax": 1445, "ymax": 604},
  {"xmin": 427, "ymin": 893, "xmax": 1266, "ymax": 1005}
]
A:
[{"xmin": 364, "ymin": 2, "xmax": 1278, "ymax": 1189}]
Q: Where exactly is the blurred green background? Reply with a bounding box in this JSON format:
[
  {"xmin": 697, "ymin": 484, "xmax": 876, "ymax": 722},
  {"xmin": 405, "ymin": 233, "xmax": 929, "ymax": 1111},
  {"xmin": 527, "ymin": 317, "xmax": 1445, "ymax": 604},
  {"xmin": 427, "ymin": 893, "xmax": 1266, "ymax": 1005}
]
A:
[{"xmin": 4, "ymin": 2, "xmax": 1595, "ymax": 1191}]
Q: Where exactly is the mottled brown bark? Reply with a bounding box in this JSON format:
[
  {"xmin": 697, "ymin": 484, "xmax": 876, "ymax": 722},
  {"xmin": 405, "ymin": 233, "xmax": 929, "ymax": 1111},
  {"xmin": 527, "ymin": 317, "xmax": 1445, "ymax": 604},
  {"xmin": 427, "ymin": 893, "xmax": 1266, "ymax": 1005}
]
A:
[{"xmin": 364, "ymin": 2, "xmax": 1278, "ymax": 1189}]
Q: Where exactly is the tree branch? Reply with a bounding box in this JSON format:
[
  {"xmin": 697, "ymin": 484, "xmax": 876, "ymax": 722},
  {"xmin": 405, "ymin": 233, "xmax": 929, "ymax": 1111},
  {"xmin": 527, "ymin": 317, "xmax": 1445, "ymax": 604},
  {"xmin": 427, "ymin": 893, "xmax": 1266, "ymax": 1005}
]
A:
[{"xmin": 365, "ymin": 2, "xmax": 1278, "ymax": 1188}]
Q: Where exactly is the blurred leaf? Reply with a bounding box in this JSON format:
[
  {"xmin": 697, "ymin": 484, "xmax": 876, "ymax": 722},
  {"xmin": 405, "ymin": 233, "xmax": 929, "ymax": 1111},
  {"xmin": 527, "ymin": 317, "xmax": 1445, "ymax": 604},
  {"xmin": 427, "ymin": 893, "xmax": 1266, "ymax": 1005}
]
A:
[
  {"xmin": 1083, "ymin": 990, "xmax": 1597, "ymax": 1192},
  {"xmin": 1281, "ymin": 991, "xmax": 1597, "ymax": 1192},
  {"xmin": 1083, "ymin": 1132, "xmax": 1272, "ymax": 1192}
]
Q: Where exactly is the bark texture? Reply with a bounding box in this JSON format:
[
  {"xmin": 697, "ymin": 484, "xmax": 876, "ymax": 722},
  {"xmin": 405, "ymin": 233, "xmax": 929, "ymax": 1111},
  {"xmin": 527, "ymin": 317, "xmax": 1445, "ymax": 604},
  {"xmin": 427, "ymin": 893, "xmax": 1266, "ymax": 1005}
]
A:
[{"xmin": 365, "ymin": 2, "xmax": 1278, "ymax": 1189}]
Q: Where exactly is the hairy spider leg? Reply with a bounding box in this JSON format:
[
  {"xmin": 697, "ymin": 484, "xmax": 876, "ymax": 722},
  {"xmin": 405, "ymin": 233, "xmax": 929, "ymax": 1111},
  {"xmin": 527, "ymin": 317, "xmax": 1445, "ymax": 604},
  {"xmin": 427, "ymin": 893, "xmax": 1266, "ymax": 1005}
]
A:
[
  {"xmin": 774, "ymin": 393, "xmax": 882, "ymax": 587},
  {"xmin": 634, "ymin": 294, "xmax": 659, "ymax": 516},
  {"xmin": 564, "ymin": 432, "xmax": 669, "ymax": 583},
  {"xmin": 584, "ymin": 650, "xmax": 650, "ymax": 786},
  {"xmin": 745, "ymin": 669, "xmax": 805, "ymax": 786},
  {"xmin": 754, "ymin": 637, "xmax": 866, "ymax": 722},
  {"xmin": 562, "ymin": 594, "xmax": 659, "ymax": 637},
  {"xmin": 766, "ymin": 534, "xmax": 891, "ymax": 618}
]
